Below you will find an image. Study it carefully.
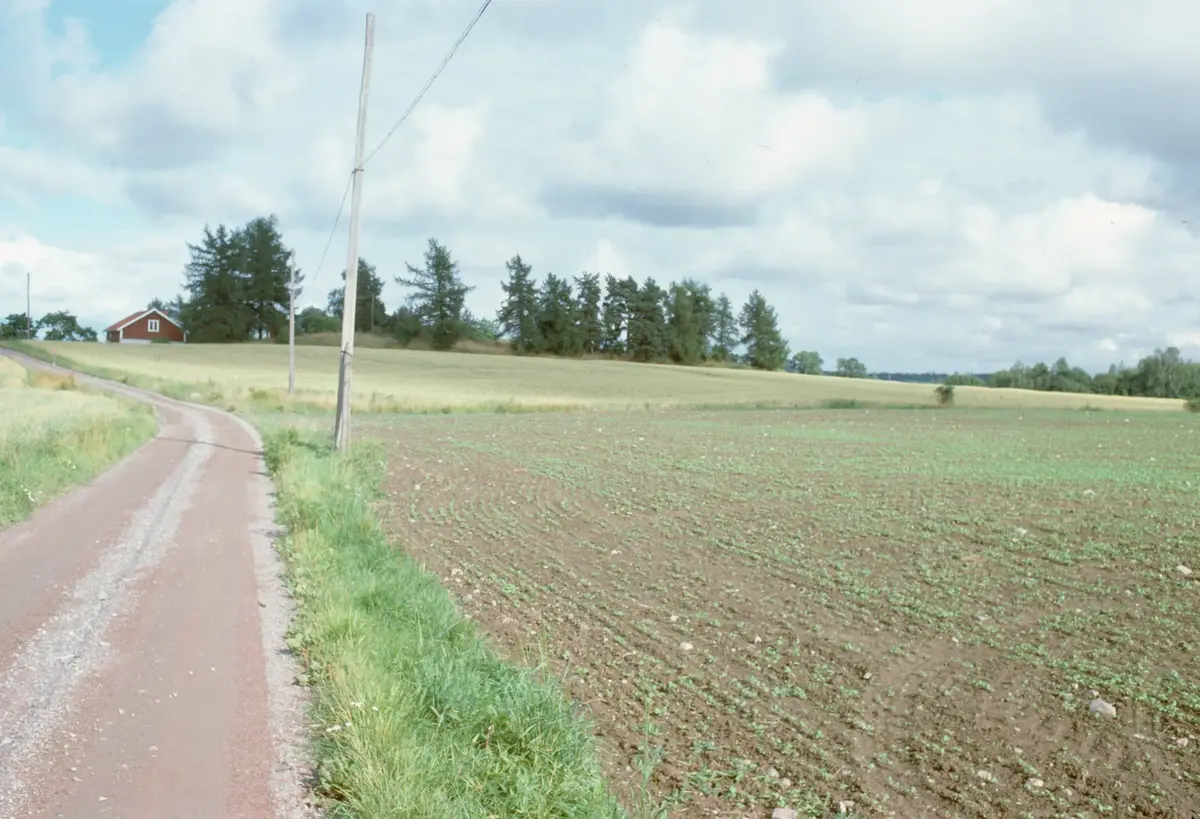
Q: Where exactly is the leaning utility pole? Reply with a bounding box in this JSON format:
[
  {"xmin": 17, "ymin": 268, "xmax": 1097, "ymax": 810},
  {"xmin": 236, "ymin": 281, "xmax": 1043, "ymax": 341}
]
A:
[
  {"xmin": 26, "ymin": 272, "xmax": 31, "ymax": 339},
  {"xmin": 288, "ymin": 250, "xmax": 296, "ymax": 396},
  {"xmin": 333, "ymin": 11, "xmax": 375, "ymax": 452}
]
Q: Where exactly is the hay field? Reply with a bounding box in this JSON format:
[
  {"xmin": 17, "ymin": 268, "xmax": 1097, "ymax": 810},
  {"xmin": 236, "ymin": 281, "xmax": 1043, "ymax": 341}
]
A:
[
  {"xmin": 24, "ymin": 341, "xmax": 1187, "ymax": 413},
  {"xmin": 0, "ymin": 355, "xmax": 156, "ymax": 526},
  {"xmin": 0, "ymin": 355, "xmax": 26, "ymax": 388}
]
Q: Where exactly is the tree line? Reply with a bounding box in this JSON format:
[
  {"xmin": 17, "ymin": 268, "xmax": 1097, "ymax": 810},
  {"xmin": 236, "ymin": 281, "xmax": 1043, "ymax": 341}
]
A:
[
  {"xmin": 0, "ymin": 311, "xmax": 96, "ymax": 341},
  {"xmin": 174, "ymin": 219, "xmax": 796, "ymax": 370},
  {"xmin": 5, "ymin": 216, "xmax": 1197, "ymax": 400},
  {"xmin": 947, "ymin": 348, "xmax": 1200, "ymax": 399},
  {"xmin": 492, "ymin": 254, "xmax": 791, "ymax": 369}
]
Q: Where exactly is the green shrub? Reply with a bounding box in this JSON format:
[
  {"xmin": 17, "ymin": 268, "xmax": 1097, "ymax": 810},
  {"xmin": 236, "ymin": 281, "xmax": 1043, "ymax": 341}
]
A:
[{"xmin": 934, "ymin": 383, "xmax": 956, "ymax": 406}]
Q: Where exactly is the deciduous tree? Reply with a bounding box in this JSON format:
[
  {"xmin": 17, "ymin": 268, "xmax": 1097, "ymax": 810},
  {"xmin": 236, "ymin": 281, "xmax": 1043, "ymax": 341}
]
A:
[
  {"xmin": 835, "ymin": 357, "xmax": 868, "ymax": 378},
  {"xmin": 36, "ymin": 311, "xmax": 96, "ymax": 341},
  {"xmin": 791, "ymin": 350, "xmax": 823, "ymax": 375}
]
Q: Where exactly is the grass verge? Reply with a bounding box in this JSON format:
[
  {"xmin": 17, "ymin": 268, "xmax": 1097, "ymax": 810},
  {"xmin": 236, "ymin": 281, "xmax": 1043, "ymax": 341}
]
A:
[
  {"xmin": 0, "ymin": 362, "xmax": 157, "ymax": 526},
  {"xmin": 260, "ymin": 424, "xmax": 624, "ymax": 818}
]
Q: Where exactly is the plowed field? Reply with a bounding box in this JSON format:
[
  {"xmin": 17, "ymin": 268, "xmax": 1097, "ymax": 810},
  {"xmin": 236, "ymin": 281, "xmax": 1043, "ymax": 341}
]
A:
[{"xmin": 366, "ymin": 408, "xmax": 1199, "ymax": 817}]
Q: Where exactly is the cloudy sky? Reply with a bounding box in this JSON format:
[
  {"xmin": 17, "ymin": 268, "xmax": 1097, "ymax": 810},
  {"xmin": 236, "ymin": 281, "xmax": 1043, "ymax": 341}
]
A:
[{"xmin": 1, "ymin": 0, "xmax": 1198, "ymax": 372}]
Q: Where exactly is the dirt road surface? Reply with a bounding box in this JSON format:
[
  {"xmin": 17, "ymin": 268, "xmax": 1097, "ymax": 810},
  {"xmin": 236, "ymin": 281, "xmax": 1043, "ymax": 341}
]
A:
[{"xmin": 0, "ymin": 351, "xmax": 313, "ymax": 818}]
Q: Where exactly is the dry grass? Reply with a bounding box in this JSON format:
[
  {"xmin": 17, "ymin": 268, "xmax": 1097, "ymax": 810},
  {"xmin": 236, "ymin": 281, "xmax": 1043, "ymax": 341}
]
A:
[
  {"xmin": 19, "ymin": 340, "xmax": 1189, "ymax": 414},
  {"xmin": 0, "ymin": 356, "xmax": 156, "ymax": 525},
  {"xmin": 0, "ymin": 355, "xmax": 25, "ymax": 389}
]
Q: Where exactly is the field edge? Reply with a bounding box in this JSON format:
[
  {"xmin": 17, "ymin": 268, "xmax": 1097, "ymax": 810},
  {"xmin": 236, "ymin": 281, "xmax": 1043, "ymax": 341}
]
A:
[
  {"xmin": 0, "ymin": 355, "xmax": 159, "ymax": 528},
  {"xmin": 259, "ymin": 424, "xmax": 628, "ymax": 818}
]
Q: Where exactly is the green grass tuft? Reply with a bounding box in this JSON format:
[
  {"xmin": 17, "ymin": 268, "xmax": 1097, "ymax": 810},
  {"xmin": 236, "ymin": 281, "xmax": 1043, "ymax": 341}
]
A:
[{"xmin": 262, "ymin": 426, "xmax": 624, "ymax": 818}]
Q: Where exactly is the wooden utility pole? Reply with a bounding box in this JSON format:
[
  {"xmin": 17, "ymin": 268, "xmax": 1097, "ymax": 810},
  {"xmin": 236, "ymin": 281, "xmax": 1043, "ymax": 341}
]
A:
[
  {"xmin": 288, "ymin": 250, "xmax": 296, "ymax": 396},
  {"xmin": 26, "ymin": 272, "xmax": 31, "ymax": 339},
  {"xmin": 333, "ymin": 11, "xmax": 375, "ymax": 452}
]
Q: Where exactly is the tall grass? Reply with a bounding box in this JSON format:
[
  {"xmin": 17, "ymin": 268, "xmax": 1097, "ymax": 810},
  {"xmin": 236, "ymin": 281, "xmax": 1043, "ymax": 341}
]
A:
[
  {"xmin": 262, "ymin": 426, "xmax": 623, "ymax": 818},
  {"xmin": 0, "ymin": 364, "xmax": 157, "ymax": 526}
]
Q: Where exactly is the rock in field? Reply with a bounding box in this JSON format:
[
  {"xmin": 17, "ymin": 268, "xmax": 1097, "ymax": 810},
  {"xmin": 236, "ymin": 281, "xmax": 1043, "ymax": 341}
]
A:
[
  {"xmin": 1089, "ymin": 698, "xmax": 1117, "ymax": 717},
  {"xmin": 1177, "ymin": 565, "xmax": 1193, "ymax": 577},
  {"xmin": 771, "ymin": 809, "xmax": 797, "ymax": 819}
]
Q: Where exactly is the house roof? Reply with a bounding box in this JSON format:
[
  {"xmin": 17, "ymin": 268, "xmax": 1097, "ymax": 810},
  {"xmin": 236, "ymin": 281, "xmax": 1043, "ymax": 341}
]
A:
[{"xmin": 105, "ymin": 308, "xmax": 183, "ymax": 333}]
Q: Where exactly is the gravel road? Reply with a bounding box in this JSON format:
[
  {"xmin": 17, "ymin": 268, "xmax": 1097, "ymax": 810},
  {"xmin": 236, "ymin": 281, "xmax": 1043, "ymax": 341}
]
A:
[{"xmin": 0, "ymin": 350, "xmax": 314, "ymax": 818}]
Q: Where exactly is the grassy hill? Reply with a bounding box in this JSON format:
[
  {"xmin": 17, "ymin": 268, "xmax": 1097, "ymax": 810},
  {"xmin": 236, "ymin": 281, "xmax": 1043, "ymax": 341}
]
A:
[{"xmin": 7, "ymin": 340, "xmax": 1188, "ymax": 414}]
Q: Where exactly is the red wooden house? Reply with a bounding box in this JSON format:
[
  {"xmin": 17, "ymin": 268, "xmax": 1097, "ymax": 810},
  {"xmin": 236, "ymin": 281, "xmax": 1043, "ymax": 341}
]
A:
[{"xmin": 104, "ymin": 308, "xmax": 186, "ymax": 344}]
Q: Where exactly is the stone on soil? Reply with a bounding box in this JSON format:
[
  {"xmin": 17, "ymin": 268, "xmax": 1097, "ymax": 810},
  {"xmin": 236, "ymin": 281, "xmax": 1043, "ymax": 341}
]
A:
[{"xmin": 1089, "ymin": 698, "xmax": 1117, "ymax": 717}]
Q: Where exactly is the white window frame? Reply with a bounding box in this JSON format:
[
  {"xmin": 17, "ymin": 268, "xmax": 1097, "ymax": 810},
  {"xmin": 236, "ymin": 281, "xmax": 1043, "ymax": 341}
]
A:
[{"xmin": 148, "ymin": 319, "xmax": 160, "ymax": 333}]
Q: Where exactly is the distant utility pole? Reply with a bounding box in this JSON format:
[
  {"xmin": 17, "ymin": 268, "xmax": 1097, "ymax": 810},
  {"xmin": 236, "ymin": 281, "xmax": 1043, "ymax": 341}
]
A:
[
  {"xmin": 26, "ymin": 272, "xmax": 31, "ymax": 339},
  {"xmin": 333, "ymin": 11, "xmax": 375, "ymax": 452},
  {"xmin": 288, "ymin": 250, "xmax": 297, "ymax": 396}
]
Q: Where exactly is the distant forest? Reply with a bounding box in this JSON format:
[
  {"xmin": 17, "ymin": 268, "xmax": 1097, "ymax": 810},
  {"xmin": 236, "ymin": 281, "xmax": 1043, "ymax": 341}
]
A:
[{"xmin": 3, "ymin": 214, "xmax": 1197, "ymax": 401}]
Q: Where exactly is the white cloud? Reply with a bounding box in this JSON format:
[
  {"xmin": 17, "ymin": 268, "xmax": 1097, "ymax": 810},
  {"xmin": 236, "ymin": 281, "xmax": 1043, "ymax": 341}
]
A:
[
  {"xmin": 0, "ymin": 0, "xmax": 1198, "ymax": 371},
  {"xmin": 548, "ymin": 18, "xmax": 869, "ymax": 220},
  {"xmin": 0, "ymin": 146, "xmax": 122, "ymax": 204},
  {"xmin": 0, "ymin": 232, "xmax": 187, "ymax": 325}
]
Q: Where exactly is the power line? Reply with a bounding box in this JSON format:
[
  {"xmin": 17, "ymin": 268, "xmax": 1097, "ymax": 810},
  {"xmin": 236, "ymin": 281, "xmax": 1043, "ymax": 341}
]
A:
[
  {"xmin": 362, "ymin": 0, "xmax": 494, "ymax": 167},
  {"xmin": 307, "ymin": 171, "xmax": 354, "ymax": 293}
]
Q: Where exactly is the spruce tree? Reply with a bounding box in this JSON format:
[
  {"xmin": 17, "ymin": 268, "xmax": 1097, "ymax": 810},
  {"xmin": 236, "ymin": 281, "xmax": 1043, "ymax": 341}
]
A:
[
  {"xmin": 181, "ymin": 224, "xmax": 253, "ymax": 342},
  {"xmin": 497, "ymin": 254, "xmax": 542, "ymax": 353},
  {"xmin": 536, "ymin": 273, "xmax": 580, "ymax": 355},
  {"xmin": 240, "ymin": 215, "xmax": 296, "ymax": 340},
  {"xmin": 395, "ymin": 238, "xmax": 473, "ymax": 350},
  {"xmin": 738, "ymin": 290, "xmax": 789, "ymax": 370},
  {"xmin": 709, "ymin": 293, "xmax": 738, "ymax": 361},
  {"xmin": 627, "ymin": 277, "xmax": 668, "ymax": 362},
  {"xmin": 601, "ymin": 275, "xmax": 636, "ymax": 355},
  {"xmin": 574, "ymin": 272, "xmax": 603, "ymax": 354}
]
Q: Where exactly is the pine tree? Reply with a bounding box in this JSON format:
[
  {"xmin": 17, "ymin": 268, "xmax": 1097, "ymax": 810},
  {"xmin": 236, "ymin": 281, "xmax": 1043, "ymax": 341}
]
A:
[
  {"xmin": 709, "ymin": 294, "xmax": 738, "ymax": 361},
  {"xmin": 395, "ymin": 238, "xmax": 473, "ymax": 351},
  {"xmin": 181, "ymin": 224, "xmax": 253, "ymax": 342},
  {"xmin": 574, "ymin": 272, "xmax": 603, "ymax": 354},
  {"xmin": 536, "ymin": 273, "xmax": 580, "ymax": 355},
  {"xmin": 241, "ymin": 215, "xmax": 296, "ymax": 340},
  {"xmin": 627, "ymin": 277, "xmax": 668, "ymax": 362},
  {"xmin": 601, "ymin": 275, "xmax": 637, "ymax": 355},
  {"xmin": 497, "ymin": 254, "xmax": 542, "ymax": 354},
  {"xmin": 738, "ymin": 290, "xmax": 789, "ymax": 370}
]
